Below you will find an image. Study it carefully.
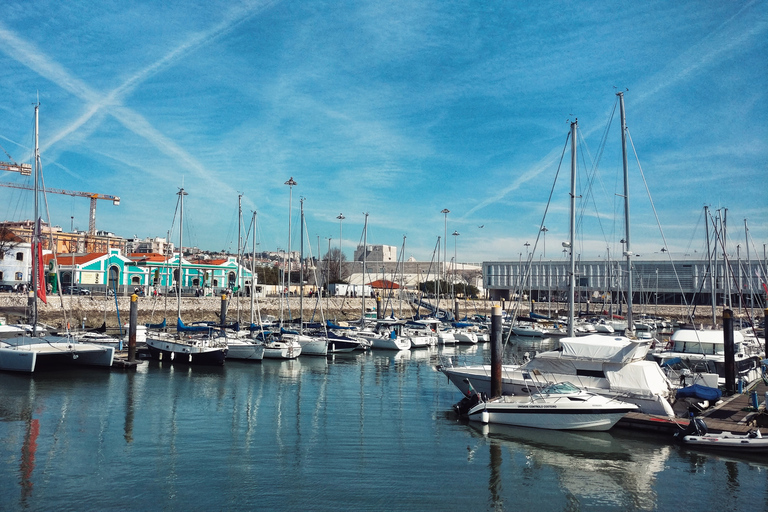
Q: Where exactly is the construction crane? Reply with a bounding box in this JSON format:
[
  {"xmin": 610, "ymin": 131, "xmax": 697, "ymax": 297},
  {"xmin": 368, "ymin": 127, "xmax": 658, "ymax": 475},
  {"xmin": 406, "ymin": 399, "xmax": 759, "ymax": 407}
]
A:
[
  {"xmin": 0, "ymin": 181, "xmax": 120, "ymax": 235},
  {"xmin": 0, "ymin": 161, "xmax": 31, "ymax": 175}
]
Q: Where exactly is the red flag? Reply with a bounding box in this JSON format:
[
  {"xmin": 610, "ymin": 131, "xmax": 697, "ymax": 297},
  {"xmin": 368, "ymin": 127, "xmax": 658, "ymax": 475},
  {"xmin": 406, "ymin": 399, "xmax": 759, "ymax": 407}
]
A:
[{"xmin": 36, "ymin": 242, "xmax": 47, "ymax": 304}]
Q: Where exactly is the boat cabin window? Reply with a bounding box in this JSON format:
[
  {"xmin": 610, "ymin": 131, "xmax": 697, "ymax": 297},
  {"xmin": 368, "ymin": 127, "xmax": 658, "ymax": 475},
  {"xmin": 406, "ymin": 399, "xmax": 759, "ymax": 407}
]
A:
[
  {"xmin": 540, "ymin": 382, "xmax": 581, "ymax": 394},
  {"xmin": 576, "ymin": 369, "xmax": 605, "ymax": 378},
  {"xmin": 677, "ymin": 341, "xmax": 720, "ymax": 355}
]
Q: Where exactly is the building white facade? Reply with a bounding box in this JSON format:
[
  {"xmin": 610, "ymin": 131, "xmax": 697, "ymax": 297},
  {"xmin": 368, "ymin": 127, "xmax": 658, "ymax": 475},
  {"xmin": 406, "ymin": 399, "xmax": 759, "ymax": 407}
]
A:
[
  {"xmin": 0, "ymin": 242, "xmax": 31, "ymax": 288},
  {"xmin": 353, "ymin": 244, "xmax": 397, "ymax": 262}
]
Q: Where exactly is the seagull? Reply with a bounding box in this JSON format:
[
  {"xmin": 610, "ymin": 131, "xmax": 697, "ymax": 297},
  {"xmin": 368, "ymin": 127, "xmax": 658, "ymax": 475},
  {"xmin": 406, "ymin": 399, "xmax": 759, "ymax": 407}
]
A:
[{"xmin": 478, "ymin": 225, "xmax": 484, "ymax": 229}]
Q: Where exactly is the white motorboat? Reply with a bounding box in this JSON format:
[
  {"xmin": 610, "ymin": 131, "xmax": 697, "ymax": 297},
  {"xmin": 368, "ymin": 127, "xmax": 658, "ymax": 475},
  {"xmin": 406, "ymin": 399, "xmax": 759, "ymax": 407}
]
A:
[
  {"xmin": 651, "ymin": 329, "xmax": 763, "ymax": 386},
  {"xmin": 438, "ymin": 334, "xmax": 676, "ymax": 417},
  {"xmin": 466, "ymin": 381, "xmax": 638, "ymax": 431}
]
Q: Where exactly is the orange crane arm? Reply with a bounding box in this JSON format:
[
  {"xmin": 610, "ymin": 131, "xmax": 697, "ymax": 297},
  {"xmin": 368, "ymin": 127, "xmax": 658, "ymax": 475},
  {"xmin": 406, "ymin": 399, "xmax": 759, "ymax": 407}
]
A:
[{"xmin": 0, "ymin": 181, "xmax": 120, "ymax": 235}]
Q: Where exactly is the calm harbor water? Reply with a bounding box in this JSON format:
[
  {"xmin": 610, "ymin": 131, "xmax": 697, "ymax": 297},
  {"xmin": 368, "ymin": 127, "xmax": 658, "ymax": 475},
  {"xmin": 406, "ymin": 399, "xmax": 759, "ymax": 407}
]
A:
[{"xmin": 1, "ymin": 342, "xmax": 767, "ymax": 511}]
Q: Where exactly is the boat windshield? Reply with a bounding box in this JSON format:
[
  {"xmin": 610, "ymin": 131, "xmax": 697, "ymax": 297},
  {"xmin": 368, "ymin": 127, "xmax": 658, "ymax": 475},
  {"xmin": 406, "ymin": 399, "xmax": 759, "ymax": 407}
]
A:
[{"xmin": 539, "ymin": 382, "xmax": 581, "ymax": 395}]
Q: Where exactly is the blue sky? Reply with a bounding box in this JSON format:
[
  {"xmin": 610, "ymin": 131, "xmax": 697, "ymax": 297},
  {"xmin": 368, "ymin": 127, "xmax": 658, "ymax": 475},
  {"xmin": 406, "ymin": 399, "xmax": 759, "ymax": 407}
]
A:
[{"xmin": 0, "ymin": 1, "xmax": 765, "ymax": 265}]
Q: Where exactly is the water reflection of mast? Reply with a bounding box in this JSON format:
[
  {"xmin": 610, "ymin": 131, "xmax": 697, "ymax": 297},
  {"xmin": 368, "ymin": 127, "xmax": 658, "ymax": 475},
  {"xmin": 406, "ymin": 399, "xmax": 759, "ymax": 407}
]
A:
[
  {"xmin": 124, "ymin": 371, "xmax": 136, "ymax": 443},
  {"xmin": 488, "ymin": 441, "xmax": 503, "ymax": 511}
]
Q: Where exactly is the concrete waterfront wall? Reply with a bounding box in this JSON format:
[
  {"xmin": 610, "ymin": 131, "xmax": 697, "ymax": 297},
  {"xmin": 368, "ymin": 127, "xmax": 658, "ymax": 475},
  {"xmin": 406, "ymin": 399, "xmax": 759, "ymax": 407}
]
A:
[{"xmin": 0, "ymin": 293, "xmax": 754, "ymax": 329}]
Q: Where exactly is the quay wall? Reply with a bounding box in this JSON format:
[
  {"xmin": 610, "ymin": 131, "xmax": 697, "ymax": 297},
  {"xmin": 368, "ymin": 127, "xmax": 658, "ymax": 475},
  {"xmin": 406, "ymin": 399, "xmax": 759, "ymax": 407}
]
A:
[{"xmin": 0, "ymin": 294, "xmax": 754, "ymax": 330}]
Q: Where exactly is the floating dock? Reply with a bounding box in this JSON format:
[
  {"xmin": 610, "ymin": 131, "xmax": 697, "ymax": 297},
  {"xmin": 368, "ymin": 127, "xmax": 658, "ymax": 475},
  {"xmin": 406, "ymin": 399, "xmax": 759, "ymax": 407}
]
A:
[{"xmin": 618, "ymin": 380, "xmax": 768, "ymax": 435}]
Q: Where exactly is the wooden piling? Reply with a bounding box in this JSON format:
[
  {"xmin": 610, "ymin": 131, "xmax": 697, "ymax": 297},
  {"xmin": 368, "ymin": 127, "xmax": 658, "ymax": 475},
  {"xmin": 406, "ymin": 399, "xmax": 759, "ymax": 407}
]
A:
[
  {"xmin": 723, "ymin": 309, "xmax": 735, "ymax": 396},
  {"xmin": 128, "ymin": 293, "xmax": 137, "ymax": 363},
  {"xmin": 491, "ymin": 305, "xmax": 502, "ymax": 398}
]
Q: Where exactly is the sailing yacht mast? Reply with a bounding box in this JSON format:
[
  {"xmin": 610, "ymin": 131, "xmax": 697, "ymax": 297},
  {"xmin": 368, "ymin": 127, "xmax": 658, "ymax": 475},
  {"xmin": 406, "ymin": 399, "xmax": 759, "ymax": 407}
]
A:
[
  {"xmin": 618, "ymin": 92, "xmax": 634, "ymax": 335},
  {"xmin": 361, "ymin": 212, "xmax": 368, "ymax": 323},
  {"xmin": 236, "ymin": 194, "xmax": 242, "ymax": 321},
  {"xmin": 32, "ymin": 104, "xmax": 40, "ymax": 328},
  {"xmin": 567, "ymin": 119, "xmax": 577, "ymax": 337},
  {"xmin": 705, "ymin": 205, "xmax": 716, "ymax": 326},
  {"xmin": 299, "ymin": 198, "xmax": 304, "ymax": 334},
  {"xmin": 177, "ymin": 188, "xmax": 187, "ymax": 320},
  {"xmin": 250, "ymin": 210, "xmax": 257, "ymax": 326}
]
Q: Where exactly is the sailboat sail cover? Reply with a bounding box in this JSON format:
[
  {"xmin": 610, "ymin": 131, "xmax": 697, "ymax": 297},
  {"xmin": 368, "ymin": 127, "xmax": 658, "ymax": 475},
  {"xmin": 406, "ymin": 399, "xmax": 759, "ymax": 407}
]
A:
[{"xmin": 35, "ymin": 241, "xmax": 47, "ymax": 304}]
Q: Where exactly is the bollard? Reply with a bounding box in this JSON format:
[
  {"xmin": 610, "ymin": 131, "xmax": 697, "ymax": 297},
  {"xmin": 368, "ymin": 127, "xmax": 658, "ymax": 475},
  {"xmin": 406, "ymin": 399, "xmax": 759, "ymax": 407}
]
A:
[
  {"xmin": 128, "ymin": 294, "xmax": 138, "ymax": 363},
  {"xmin": 220, "ymin": 294, "xmax": 228, "ymax": 333},
  {"xmin": 751, "ymin": 391, "xmax": 759, "ymax": 409}
]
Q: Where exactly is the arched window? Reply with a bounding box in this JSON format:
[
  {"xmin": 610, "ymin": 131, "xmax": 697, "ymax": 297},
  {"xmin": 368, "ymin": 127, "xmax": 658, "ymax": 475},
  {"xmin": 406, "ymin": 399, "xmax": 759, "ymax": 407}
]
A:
[{"xmin": 108, "ymin": 266, "xmax": 120, "ymax": 291}]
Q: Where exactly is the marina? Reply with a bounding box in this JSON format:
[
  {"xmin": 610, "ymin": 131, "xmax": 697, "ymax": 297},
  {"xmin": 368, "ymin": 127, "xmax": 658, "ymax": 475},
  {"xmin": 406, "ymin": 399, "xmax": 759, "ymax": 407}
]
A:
[
  {"xmin": 0, "ymin": 2, "xmax": 765, "ymax": 510},
  {"xmin": 1, "ymin": 341, "xmax": 768, "ymax": 511}
]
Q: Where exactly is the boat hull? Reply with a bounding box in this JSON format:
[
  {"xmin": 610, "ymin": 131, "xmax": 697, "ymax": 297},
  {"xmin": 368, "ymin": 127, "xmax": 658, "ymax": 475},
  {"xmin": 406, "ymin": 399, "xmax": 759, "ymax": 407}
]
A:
[
  {"xmin": 681, "ymin": 433, "xmax": 768, "ymax": 452},
  {"xmin": 439, "ymin": 364, "xmax": 675, "ymax": 418},
  {"xmin": 0, "ymin": 339, "xmax": 115, "ymax": 372},
  {"xmin": 225, "ymin": 341, "xmax": 265, "ymax": 360},
  {"xmin": 146, "ymin": 338, "xmax": 227, "ymax": 365},
  {"xmin": 368, "ymin": 336, "xmax": 411, "ymax": 350},
  {"xmin": 262, "ymin": 340, "xmax": 302, "ymax": 359},
  {"xmin": 468, "ymin": 404, "xmax": 633, "ymax": 431}
]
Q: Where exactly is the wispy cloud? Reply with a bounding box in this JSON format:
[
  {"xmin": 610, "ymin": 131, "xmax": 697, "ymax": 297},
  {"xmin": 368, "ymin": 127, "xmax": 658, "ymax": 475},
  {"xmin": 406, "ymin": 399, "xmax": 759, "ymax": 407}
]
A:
[{"xmin": 0, "ymin": 0, "xmax": 281, "ymax": 190}]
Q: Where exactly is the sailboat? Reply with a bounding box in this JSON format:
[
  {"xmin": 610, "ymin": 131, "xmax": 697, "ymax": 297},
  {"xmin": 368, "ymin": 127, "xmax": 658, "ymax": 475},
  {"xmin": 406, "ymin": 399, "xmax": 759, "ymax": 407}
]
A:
[
  {"xmin": 219, "ymin": 196, "xmax": 264, "ymax": 361},
  {"xmin": 259, "ymin": 178, "xmax": 301, "ymax": 359},
  {"xmin": 145, "ymin": 188, "xmax": 228, "ymax": 365},
  {"xmin": 439, "ymin": 102, "xmax": 676, "ymax": 417},
  {"xmin": 0, "ymin": 105, "xmax": 114, "ymax": 372}
]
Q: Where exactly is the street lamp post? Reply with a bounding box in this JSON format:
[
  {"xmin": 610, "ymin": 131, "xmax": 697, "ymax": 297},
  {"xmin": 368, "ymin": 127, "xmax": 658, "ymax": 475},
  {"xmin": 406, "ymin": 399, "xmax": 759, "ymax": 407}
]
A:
[
  {"xmin": 336, "ymin": 213, "xmax": 345, "ymax": 281},
  {"xmin": 452, "ymin": 230, "xmax": 459, "ymax": 298},
  {"xmin": 441, "ymin": 209, "xmax": 450, "ymax": 284},
  {"xmin": 285, "ymin": 177, "xmax": 297, "ymax": 300},
  {"xmin": 524, "ymin": 241, "xmax": 531, "ymax": 260},
  {"xmin": 541, "ymin": 226, "xmax": 548, "ymax": 258}
]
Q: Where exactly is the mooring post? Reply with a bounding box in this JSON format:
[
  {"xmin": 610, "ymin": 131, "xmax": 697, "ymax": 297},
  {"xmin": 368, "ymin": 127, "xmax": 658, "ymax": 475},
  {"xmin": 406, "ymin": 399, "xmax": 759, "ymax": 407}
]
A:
[
  {"xmin": 491, "ymin": 304, "xmax": 503, "ymax": 398},
  {"xmin": 723, "ymin": 308, "xmax": 736, "ymax": 396},
  {"xmin": 220, "ymin": 294, "xmax": 228, "ymax": 333},
  {"xmin": 128, "ymin": 293, "xmax": 137, "ymax": 363},
  {"xmin": 376, "ymin": 295, "xmax": 383, "ymax": 319},
  {"xmin": 454, "ymin": 299, "xmax": 460, "ymax": 322}
]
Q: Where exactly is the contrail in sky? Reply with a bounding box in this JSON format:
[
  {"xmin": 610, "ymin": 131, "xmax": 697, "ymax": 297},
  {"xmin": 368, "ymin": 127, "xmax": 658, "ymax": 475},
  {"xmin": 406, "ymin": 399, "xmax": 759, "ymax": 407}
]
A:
[
  {"xmin": 463, "ymin": 1, "xmax": 766, "ymax": 220},
  {"xmin": 0, "ymin": 0, "xmax": 281, "ymax": 189}
]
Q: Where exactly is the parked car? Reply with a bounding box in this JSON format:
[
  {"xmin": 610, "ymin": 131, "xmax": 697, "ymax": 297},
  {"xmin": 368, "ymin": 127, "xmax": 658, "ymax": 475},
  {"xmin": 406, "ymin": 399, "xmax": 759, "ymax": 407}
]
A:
[
  {"xmin": 64, "ymin": 286, "xmax": 91, "ymax": 295},
  {"xmin": 0, "ymin": 284, "xmax": 14, "ymax": 292}
]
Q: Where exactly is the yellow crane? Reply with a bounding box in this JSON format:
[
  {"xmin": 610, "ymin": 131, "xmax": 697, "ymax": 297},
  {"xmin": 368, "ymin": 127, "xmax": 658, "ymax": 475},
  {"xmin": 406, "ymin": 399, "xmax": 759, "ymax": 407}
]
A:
[{"xmin": 0, "ymin": 181, "xmax": 120, "ymax": 235}]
